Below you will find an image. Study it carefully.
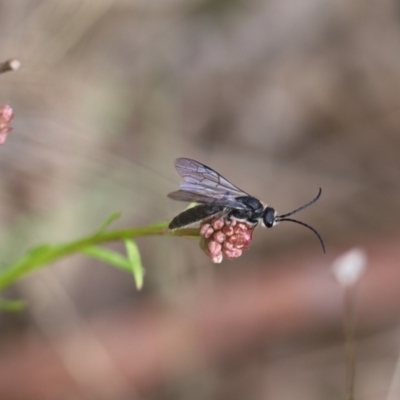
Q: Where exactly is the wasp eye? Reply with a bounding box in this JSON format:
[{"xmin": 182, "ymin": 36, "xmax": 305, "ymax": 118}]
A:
[{"xmin": 263, "ymin": 207, "xmax": 276, "ymax": 228}]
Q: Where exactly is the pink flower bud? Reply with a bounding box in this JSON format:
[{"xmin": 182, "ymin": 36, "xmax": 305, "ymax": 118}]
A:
[{"xmin": 199, "ymin": 217, "xmax": 255, "ymax": 263}]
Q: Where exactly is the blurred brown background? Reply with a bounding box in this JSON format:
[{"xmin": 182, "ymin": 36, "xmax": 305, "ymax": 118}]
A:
[{"xmin": 0, "ymin": 0, "xmax": 400, "ymax": 399}]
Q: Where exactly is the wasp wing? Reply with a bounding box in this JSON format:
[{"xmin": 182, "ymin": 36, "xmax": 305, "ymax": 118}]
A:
[
  {"xmin": 168, "ymin": 190, "xmax": 247, "ymax": 209},
  {"xmin": 173, "ymin": 158, "xmax": 250, "ymax": 201}
]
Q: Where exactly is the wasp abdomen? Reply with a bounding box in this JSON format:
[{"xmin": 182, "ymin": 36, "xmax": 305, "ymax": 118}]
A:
[{"xmin": 169, "ymin": 204, "xmax": 224, "ymax": 230}]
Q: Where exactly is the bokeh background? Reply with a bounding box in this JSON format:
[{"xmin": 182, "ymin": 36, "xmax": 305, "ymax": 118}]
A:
[{"xmin": 0, "ymin": 0, "xmax": 400, "ymax": 399}]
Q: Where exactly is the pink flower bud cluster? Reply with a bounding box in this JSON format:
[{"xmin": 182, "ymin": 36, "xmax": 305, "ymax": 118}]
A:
[
  {"xmin": 0, "ymin": 104, "xmax": 13, "ymax": 145},
  {"xmin": 199, "ymin": 218, "xmax": 254, "ymax": 263}
]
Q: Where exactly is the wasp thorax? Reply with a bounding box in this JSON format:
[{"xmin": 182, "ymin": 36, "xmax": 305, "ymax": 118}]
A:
[{"xmin": 263, "ymin": 207, "xmax": 276, "ymax": 228}]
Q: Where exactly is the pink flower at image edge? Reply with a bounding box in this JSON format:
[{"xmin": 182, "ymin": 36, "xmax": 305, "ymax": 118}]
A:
[{"xmin": 0, "ymin": 104, "xmax": 13, "ymax": 145}]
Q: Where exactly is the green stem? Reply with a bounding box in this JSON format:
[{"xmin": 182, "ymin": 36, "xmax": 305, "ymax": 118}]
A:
[{"xmin": 0, "ymin": 224, "xmax": 199, "ymax": 292}]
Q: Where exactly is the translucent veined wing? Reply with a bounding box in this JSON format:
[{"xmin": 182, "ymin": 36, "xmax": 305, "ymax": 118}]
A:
[
  {"xmin": 173, "ymin": 158, "xmax": 250, "ymax": 201},
  {"xmin": 168, "ymin": 190, "xmax": 248, "ymax": 209}
]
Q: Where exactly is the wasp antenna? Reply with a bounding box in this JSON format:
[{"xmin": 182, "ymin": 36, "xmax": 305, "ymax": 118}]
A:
[
  {"xmin": 278, "ymin": 188, "xmax": 322, "ymax": 219},
  {"xmin": 277, "ymin": 217, "xmax": 325, "ymax": 253}
]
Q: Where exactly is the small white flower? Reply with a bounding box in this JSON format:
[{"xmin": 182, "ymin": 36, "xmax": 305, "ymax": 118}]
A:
[{"xmin": 332, "ymin": 248, "xmax": 367, "ymax": 286}]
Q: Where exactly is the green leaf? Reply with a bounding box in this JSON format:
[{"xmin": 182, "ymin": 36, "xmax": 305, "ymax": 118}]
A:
[
  {"xmin": 82, "ymin": 246, "xmax": 131, "ymax": 271},
  {"xmin": 0, "ymin": 298, "xmax": 26, "ymax": 312},
  {"xmin": 124, "ymin": 239, "xmax": 144, "ymax": 290},
  {"xmin": 0, "ymin": 222, "xmax": 166, "ymax": 292},
  {"xmin": 96, "ymin": 211, "xmax": 122, "ymax": 233}
]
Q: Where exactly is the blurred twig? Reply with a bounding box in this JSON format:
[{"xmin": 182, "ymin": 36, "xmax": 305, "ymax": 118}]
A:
[
  {"xmin": 385, "ymin": 331, "xmax": 400, "ymax": 400},
  {"xmin": 343, "ymin": 286, "xmax": 357, "ymax": 400},
  {"xmin": 332, "ymin": 249, "xmax": 367, "ymax": 400}
]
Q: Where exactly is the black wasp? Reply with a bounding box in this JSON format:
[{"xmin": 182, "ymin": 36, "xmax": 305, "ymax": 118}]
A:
[{"xmin": 168, "ymin": 158, "xmax": 325, "ymax": 253}]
